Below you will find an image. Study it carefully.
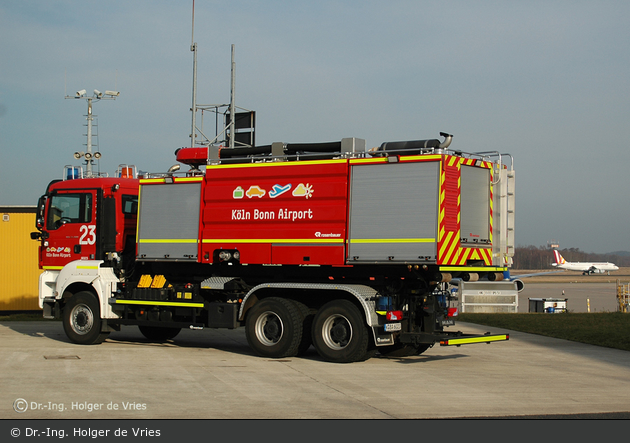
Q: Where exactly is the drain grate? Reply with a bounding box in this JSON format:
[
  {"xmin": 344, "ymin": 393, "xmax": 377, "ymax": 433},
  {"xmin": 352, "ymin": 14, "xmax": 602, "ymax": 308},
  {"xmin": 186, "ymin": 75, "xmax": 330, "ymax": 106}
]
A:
[{"xmin": 43, "ymin": 355, "xmax": 81, "ymax": 360}]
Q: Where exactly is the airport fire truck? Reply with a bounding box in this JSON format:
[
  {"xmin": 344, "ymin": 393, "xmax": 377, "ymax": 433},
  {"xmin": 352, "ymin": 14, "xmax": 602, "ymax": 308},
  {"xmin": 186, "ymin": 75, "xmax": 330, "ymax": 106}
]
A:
[{"xmin": 31, "ymin": 133, "xmax": 513, "ymax": 362}]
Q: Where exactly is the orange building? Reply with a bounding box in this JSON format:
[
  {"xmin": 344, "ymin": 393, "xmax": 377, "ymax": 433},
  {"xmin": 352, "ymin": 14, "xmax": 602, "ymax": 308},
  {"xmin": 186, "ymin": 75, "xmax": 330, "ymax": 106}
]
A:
[{"xmin": 0, "ymin": 206, "xmax": 41, "ymax": 311}]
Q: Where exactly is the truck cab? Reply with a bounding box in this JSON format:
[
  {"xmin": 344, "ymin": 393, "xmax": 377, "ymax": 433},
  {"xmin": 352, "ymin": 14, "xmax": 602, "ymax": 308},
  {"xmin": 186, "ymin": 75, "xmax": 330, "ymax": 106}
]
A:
[
  {"xmin": 33, "ymin": 177, "xmax": 139, "ymax": 269},
  {"xmin": 31, "ymin": 166, "xmax": 140, "ymax": 322}
]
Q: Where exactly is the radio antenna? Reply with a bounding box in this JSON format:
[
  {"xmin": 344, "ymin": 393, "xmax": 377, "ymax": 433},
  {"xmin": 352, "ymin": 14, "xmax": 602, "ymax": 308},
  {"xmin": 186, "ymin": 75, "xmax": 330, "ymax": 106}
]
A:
[{"xmin": 190, "ymin": 0, "xmax": 198, "ymax": 148}]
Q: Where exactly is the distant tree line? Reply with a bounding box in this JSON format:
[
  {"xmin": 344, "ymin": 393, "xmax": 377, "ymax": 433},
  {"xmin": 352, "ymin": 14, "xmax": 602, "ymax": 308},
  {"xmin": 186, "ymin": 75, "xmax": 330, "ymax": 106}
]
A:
[{"xmin": 512, "ymin": 245, "xmax": 630, "ymax": 269}]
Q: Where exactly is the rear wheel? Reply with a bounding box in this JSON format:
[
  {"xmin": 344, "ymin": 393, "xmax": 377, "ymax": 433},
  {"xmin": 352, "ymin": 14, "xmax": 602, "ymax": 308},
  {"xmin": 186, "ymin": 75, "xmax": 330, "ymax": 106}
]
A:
[
  {"xmin": 245, "ymin": 297, "xmax": 303, "ymax": 358},
  {"xmin": 138, "ymin": 326, "xmax": 181, "ymax": 341},
  {"xmin": 292, "ymin": 300, "xmax": 314, "ymax": 356},
  {"xmin": 311, "ymin": 300, "xmax": 371, "ymax": 363},
  {"xmin": 63, "ymin": 291, "xmax": 109, "ymax": 345}
]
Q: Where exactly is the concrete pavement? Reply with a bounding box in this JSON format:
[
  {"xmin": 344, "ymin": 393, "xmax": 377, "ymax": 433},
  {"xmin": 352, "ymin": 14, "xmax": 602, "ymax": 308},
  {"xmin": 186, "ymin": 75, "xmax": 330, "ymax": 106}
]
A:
[{"xmin": 2, "ymin": 320, "xmax": 630, "ymax": 420}]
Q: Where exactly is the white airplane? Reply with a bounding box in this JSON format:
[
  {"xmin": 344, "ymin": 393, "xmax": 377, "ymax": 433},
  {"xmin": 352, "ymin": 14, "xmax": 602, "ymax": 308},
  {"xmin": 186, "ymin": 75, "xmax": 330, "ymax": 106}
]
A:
[{"xmin": 552, "ymin": 249, "xmax": 619, "ymax": 275}]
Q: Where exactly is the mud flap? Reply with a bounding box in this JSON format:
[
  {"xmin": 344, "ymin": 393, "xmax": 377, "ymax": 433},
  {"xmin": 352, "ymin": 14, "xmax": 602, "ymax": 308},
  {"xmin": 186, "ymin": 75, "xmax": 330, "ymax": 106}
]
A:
[{"xmin": 372, "ymin": 327, "xmax": 395, "ymax": 346}]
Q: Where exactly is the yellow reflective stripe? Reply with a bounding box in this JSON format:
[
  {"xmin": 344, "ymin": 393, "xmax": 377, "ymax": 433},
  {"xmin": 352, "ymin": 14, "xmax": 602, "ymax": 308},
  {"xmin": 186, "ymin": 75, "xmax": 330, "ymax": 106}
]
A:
[
  {"xmin": 439, "ymin": 266, "xmax": 507, "ymax": 272},
  {"xmin": 139, "ymin": 178, "xmax": 166, "ymax": 184},
  {"xmin": 349, "ymin": 158, "xmax": 388, "ymax": 164},
  {"xmin": 139, "ymin": 177, "xmax": 203, "ymax": 184},
  {"xmin": 399, "ymin": 155, "xmax": 442, "ymax": 162},
  {"xmin": 135, "ymin": 185, "xmax": 143, "ymax": 243},
  {"xmin": 350, "ymin": 238, "xmax": 435, "ymax": 244},
  {"xmin": 441, "ymin": 335, "xmax": 509, "ymax": 346},
  {"xmin": 206, "ymin": 159, "xmax": 347, "ymax": 170},
  {"xmin": 43, "ymin": 265, "xmax": 99, "ymax": 270},
  {"xmin": 138, "ymin": 239, "xmax": 198, "ymax": 244},
  {"xmin": 202, "ymin": 238, "xmax": 343, "ymax": 244},
  {"xmin": 349, "ymin": 155, "xmax": 442, "ymax": 164},
  {"xmin": 113, "ymin": 300, "xmax": 204, "ymax": 308}
]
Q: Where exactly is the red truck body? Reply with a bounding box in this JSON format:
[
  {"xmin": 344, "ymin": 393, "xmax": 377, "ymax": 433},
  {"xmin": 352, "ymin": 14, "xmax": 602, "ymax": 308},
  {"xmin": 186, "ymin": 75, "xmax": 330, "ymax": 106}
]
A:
[{"xmin": 32, "ymin": 137, "xmax": 514, "ymax": 363}]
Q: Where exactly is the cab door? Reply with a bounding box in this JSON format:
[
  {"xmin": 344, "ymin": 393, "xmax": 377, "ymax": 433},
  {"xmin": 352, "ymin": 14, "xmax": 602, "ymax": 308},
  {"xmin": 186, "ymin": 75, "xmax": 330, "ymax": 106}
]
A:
[{"xmin": 43, "ymin": 190, "xmax": 98, "ymax": 269}]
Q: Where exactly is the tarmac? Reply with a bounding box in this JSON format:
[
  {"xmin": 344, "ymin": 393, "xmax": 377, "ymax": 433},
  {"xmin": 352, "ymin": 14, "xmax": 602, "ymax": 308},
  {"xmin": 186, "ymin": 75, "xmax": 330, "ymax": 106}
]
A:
[
  {"xmin": 518, "ymin": 282, "xmax": 621, "ymax": 313},
  {"xmin": 2, "ymin": 313, "xmax": 630, "ymax": 421}
]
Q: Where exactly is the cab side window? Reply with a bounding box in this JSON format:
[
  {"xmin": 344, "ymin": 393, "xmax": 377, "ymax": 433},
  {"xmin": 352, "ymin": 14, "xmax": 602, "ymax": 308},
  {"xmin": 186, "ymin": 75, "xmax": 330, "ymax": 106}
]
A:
[
  {"xmin": 121, "ymin": 195, "xmax": 138, "ymax": 218},
  {"xmin": 47, "ymin": 193, "xmax": 92, "ymax": 229}
]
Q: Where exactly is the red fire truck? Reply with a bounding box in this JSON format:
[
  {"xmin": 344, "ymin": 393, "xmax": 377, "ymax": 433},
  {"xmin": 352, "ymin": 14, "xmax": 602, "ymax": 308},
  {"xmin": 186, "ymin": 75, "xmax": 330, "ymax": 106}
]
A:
[{"xmin": 31, "ymin": 134, "xmax": 513, "ymax": 362}]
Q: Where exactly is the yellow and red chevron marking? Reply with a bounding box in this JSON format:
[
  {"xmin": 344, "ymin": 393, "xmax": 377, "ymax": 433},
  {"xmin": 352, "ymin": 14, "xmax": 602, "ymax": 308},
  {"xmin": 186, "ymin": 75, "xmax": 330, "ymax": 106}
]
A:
[
  {"xmin": 455, "ymin": 247, "xmax": 492, "ymax": 265},
  {"xmin": 438, "ymin": 156, "xmax": 461, "ymax": 265},
  {"xmin": 438, "ymin": 155, "xmax": 493, "ymax": 266}
]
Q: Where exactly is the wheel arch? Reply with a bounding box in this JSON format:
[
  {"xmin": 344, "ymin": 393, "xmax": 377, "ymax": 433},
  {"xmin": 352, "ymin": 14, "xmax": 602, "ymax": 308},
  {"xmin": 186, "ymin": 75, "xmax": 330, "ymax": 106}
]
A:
[
  {"xmin": 238, "ymin": 283, "xmax": 380, "ymax": 327},
  {"xmin": 60, "ymin": 282, "xmax": 98, "ymax": 304},
  {"xmin": 54, "ymin": 260, "xmax": 119, "ymax": 320}
]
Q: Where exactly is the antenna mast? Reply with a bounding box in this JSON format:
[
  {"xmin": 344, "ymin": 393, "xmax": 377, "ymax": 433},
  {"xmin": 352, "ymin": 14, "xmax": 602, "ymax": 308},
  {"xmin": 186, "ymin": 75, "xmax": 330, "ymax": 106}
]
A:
[
  {"xmin": 190, "ymin": 0, "xmax": 198, "ymax": 148},
  {"xmin": 186, "ymin": 2, "xmax": 254, "ymax": 155},
  {"xmin": 229, "ymin": 44, "xmax": 236, "ymax": 150}
]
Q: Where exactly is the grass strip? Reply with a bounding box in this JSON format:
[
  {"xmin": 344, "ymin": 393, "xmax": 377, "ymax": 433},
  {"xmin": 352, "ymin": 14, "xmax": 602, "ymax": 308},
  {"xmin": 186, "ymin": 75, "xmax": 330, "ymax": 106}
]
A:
[{"xmin": 458, "ymin": 312, "xmax": 630, "ymax": 352}]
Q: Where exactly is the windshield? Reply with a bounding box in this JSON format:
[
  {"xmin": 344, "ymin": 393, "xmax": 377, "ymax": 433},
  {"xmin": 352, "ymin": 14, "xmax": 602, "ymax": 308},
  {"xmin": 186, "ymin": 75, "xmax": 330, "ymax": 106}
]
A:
[{"xmin": 46, "ymin": 193, "xmax": 92, "ymax": 229}]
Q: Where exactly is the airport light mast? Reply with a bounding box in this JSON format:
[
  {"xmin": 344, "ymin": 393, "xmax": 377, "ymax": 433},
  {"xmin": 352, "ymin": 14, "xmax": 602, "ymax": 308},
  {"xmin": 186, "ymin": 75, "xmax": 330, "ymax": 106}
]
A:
[{"xmin": 65, "ymin": 89, "xmax": 119, "ymax": 177}]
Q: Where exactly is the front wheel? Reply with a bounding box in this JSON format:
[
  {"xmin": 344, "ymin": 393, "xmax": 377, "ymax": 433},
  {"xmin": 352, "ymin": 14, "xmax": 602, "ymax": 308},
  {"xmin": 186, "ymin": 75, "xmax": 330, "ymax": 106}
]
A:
[
  {"xmin": 62, "ymin": 291, "xmax": 109, "ymax": 345},
  {"xmin": 245, "ymin": 297, "xmax": 303, "ymax": 358},
  {"xmin": 311, "ymin": 300, "xmax": 372, "ymax": 363}
]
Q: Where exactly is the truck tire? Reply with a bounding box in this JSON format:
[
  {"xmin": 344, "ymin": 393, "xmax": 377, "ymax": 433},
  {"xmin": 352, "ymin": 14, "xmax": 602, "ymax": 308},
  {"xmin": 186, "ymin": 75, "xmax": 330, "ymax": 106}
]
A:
[
  {"xmin": 292, "ymin": 300, "xmax": 314, "ymax": 356},
  {"xmin": 138, "ymin": 326, "xmax": 181, "ymax": 341},
  {"xmin": 62, "ymin": 291, "xmax": 109, "ymax": 345},
  {"xmin": 245, "ymin": 297, "xmax": 303, "ymax": 359},
  {"xmin": 311, "ymin": 300, "xmax": 371, "ymax": 363}
]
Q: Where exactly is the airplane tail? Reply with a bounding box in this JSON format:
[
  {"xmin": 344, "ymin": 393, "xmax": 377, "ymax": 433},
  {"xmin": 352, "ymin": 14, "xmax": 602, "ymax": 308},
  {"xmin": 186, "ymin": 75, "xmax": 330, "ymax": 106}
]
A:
[{"xmin": 553, "ymin": 249, "xmax": 566, "ymax": 265}]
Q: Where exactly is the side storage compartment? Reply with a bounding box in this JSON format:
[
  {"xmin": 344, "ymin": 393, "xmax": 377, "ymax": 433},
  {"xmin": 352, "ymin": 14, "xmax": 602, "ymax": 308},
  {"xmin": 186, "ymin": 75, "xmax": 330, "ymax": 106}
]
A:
[
  {"xmin": 207, "ymin": 303, "xmax": 239, "ymax": 329},
  {"xmin": 136, "ymin": 179, "xmax": 202, "ymax": 261},
  {"xmin": 347, "ymin": 160, "xmax": 439, "ymax": 263}
]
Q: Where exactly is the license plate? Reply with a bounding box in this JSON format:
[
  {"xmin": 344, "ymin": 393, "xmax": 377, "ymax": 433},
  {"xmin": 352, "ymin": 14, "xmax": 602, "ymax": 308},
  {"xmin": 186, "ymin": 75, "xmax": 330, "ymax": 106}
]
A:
[
  {"xmin": 441, "ymin": 319, "xmax": 455, "ymax": 326},
  {"xmin": 384, "ymin": 323, "xmax": 402, "ymax": 332}
]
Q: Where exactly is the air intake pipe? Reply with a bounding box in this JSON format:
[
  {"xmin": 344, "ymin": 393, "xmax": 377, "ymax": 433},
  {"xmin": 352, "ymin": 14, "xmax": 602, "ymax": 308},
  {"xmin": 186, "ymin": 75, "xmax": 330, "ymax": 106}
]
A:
[{"xmin": 437, "ymin": 132, "xmax": 453, "ymax": 151}]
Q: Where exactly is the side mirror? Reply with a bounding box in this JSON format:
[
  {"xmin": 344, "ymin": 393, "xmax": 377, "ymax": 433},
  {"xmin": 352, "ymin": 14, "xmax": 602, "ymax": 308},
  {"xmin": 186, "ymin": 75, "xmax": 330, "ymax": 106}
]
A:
[
  {"xmin": 30, "ymin": 231, "xmax": 48, "ymax": 241},
  {"xmin": 35, "ymin": 195, "xmax": 47, "ymax": 230}
]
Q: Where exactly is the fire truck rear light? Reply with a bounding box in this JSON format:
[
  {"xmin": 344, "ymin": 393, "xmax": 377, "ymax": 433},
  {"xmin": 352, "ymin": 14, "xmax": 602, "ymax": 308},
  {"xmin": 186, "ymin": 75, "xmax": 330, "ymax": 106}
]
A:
[
  {"xmin": 232, "ymin": 250, "xmax": 240, "ymax": 261},
  {"xmin": 218, "ymin": 250, "xmax": 231, "ymax": 261},
  {"xmin": 447, "ymin": 307, "xmax": 458, "ymax": 317},
  {"xmin": 386, "ymin": 310, "xmax": 403, "ymax": 321}
]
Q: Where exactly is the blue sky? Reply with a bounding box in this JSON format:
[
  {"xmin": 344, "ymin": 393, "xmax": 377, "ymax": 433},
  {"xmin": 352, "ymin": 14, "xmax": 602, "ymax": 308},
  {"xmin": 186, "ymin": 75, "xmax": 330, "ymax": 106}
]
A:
[{"xmin": 1, "ymin": 1, "xmax": 629, "ymax": 254}]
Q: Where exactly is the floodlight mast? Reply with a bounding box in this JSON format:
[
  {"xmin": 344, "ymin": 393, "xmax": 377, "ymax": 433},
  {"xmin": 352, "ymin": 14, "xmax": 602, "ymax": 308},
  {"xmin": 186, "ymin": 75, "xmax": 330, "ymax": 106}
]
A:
[{"xmin": 65, "ymin": 89, "xmax": 119, "ymax": 177}]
